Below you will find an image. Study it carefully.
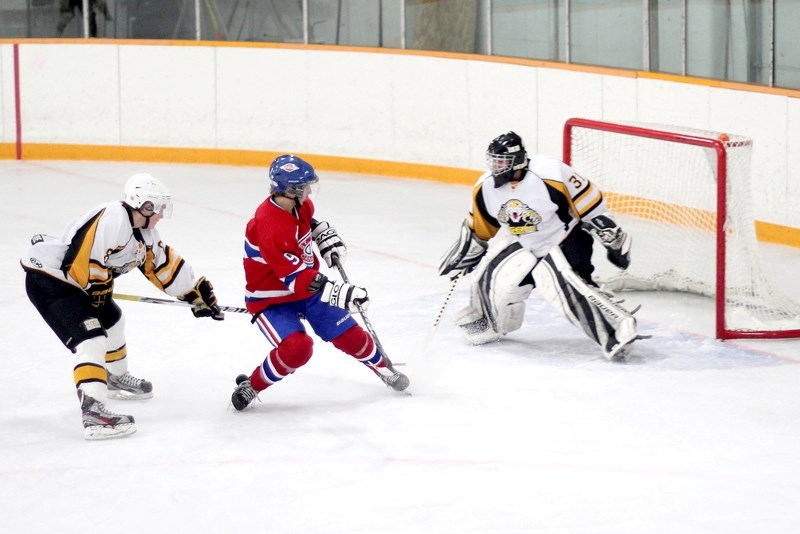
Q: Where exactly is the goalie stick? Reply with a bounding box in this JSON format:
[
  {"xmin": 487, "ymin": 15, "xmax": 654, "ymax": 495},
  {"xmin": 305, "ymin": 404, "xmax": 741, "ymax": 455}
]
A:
[
  {"xmin": 424, "ymin": 271, "xmax": 463, "ymax": 350},
  {"xmin": 113, "ymin": 293, "xmax": 248, "ymax": 314}
]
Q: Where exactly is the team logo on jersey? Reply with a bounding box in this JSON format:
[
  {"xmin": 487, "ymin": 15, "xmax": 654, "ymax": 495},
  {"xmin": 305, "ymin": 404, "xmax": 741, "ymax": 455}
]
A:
[
  {"xmin": 110, "ymin": 260, "xmax": 139, "ymax": 276},
  {"xmin": 280, "ymin": 163, "xmax": 300, "ymax": 172},
  {"xmin": 106, "ymin": 242, "xmax": 145, "ymax": 275},
  {"xmin": 498, "ymin": 199, "xmax": 541, "ymax": 235},
  {"xmin": 299, "ymin": 231, "xmax": 314, "ymax": 266}
]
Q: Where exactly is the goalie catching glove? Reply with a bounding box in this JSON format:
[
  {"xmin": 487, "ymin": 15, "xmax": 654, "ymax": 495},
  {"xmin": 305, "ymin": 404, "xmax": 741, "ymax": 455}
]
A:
[
  {"xmin": 310, "ymin": 273, "xmax": 369, "ymax": 312},
  {"xmin": 311, "ymin": 219, "xmax": 347, "ymax": 268},
  {"xmin": 179, "ymin": 276, "xmax": 224, "ymax": 320},
  {"xmin": 439, "ymin": 220, "xmax": 489, "ymax": 279},
  {"xmin": 585, "ymin": 213, "xmax": 631, "ymax": 270}
]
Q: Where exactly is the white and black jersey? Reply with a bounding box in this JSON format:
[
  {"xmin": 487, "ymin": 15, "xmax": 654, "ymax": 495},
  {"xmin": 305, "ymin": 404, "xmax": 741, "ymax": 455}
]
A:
[
  {"xmin": 469, "ymin": 155, "xmax": 607, "ymax": 258},
  {"xmin": 21, "ymin": 201, "xmax": 197, "ymax": 301}
]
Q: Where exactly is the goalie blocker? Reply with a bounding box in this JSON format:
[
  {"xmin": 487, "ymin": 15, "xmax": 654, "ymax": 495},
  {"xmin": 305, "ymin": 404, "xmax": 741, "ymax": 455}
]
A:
[{"xmin": 455, "ymin": 235, "xmax": 644, "ymax": 360}]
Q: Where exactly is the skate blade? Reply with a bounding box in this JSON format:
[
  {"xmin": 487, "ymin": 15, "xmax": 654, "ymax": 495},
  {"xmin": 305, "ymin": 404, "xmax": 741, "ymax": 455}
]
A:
[
  {"xmin": 605, "ymin": 333, "xmax": 651, "ymax": 362},
  {"xmin": 606, "ymin": 349, "xmax": 630, "ymax": 362},
  {"xmin": 108, "ymin": 390, "xmax": 153, "ymax": 400},
  {"xmin": 84, "ymin": 423, "xmax": 137, "ymax": 440},
  {"xmin": 228, "ymin": 392, "xmax": 261, "ymax": 412},
  {"xmin": 389, "ymin": 383, "xmax": 412, "ymax": 396}
]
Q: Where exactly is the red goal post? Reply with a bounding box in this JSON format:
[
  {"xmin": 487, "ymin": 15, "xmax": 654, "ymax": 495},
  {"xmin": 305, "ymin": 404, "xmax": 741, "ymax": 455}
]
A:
[{"xmin": 563, "ymin": 117, "xmax": 800, "ymax": 340}]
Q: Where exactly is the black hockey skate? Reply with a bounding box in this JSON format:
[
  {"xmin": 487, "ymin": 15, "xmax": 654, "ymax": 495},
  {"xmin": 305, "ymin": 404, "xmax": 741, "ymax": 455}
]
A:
[{"xmin": 231, "ymin": 374, "xmax": 259, "ymax": 411}]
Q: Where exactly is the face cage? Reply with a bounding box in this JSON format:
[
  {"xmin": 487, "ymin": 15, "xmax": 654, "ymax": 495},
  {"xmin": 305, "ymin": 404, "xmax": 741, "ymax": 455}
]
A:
[{"xmin": 486, "ymin": 152, "xmax": 516, "ymax": 176}]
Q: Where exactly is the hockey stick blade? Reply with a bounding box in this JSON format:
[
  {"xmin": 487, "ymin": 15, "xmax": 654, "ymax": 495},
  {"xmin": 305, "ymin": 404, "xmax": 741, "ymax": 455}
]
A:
[{"xmin": 114, "ymin": 293, "xmax": 248, "ymax": 314}]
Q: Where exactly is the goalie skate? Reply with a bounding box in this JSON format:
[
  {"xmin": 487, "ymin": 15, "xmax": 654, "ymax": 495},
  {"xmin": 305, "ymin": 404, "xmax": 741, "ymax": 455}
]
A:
[
  {"xmin": 457, "ymin": 316, "xmax": 502, "ymax": 345},
  {"xmin": 605, "ymin": 338, "xmax": 635, "ymax": 362},
  {"xmin": 602, "ymin": 317, "xmax": 651, "ymax": 362},
  {"xmin": 231, "ymin": 374, "xmax": 259, "ymax": 411},
  {"xmin": 79, "ymin": 391, "xmax": 136, "ymax": 440},
  {"xmin": 108, "ymin": 372, "xmax": 153, "ymax": 400}
]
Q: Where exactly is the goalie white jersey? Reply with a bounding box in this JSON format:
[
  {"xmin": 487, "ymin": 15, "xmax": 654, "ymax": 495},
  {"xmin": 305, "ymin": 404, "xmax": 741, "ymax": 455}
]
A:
[
  {"xmin": 469, "ymin": 155, "xmax": 607, "ymax": 258},
  {"xmin": 443, "ymin": 131, "xmax": 641, "ymax": 360}
]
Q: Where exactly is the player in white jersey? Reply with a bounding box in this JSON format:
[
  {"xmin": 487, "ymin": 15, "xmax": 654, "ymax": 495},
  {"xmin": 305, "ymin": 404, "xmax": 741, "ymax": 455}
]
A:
[
  {"xmin": 21, "ymin": 172, "xmax": 223, "ymax": 440},
  {"xmin": 439, "ymin": 132, "xmax": 645, "ymax": 360}
]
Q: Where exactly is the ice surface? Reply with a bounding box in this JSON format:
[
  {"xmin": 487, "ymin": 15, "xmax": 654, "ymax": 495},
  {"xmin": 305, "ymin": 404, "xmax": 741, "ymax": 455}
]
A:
[{"xmin": 2, "ymin": 160, "xmax": 800, "ymax": 534}]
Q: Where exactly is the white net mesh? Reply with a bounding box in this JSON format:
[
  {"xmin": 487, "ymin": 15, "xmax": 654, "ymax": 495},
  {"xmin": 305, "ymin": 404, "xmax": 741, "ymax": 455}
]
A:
[{"xmin": 566, "ymin": 119, "xmax": 800, "ymax": 336}]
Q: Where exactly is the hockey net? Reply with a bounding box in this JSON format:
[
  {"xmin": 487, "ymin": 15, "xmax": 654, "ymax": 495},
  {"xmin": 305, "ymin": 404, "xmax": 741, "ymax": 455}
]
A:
[{"xmin": 563, "ymin": 118, "xmax": 800, "ymax": 339}]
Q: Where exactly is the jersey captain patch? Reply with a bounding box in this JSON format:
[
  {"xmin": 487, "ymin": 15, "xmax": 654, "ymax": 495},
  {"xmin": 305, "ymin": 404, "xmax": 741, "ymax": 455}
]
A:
[{"xmin": 498, "ymin": 199, "xmax": 542, "ymax": 235}]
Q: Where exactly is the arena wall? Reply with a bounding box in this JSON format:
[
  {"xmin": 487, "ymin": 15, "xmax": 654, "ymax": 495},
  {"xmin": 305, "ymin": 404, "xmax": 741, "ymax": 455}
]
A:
[{"xmin": 1, "ymin": 39, "xmax": 798, "ymax": 243}]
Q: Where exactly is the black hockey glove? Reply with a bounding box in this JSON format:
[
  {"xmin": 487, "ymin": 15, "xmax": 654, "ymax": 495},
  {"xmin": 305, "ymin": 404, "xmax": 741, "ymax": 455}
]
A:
[
  {"xmin": 585, "ymin": 214, "xmax": 631, "ymax": 270},
  {"xmin": 179, "ymin": 277, "xmax": 224, "ymax": 320},
  {"xmin": 311, "ymin": 219, "xmax": 347, "ymax": 268},
  {"xmin": 439, "ymin": 220, "xmax": 489, "ymax": 279}
]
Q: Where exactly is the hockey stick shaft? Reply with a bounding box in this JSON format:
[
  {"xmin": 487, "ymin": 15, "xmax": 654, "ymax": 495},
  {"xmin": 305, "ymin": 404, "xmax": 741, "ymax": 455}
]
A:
[
  {"xmin": 331, "ymin": 255, "xmax": 392, "ymax": 361},
  {"xmin": 432, "ymin": 272, "xmax": 462, "ymax": 329},
  {"xmin": 113, "ymin": 293, "xmax": 249, "ymax": 314},
  {"xmin": 424, "ymin": 271, "xmax": 462, "ymax": 349}
]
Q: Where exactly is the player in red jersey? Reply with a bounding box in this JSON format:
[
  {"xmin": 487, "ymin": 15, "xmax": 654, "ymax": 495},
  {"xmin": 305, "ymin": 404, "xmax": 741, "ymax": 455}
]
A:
[{"xmin": 230, "ymin": 155, "xmax": 409, "ymax": 410}]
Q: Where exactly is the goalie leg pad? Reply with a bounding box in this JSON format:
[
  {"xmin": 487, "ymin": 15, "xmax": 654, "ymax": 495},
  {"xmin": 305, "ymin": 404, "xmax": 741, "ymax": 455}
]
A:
[
  {"xmin": 457, "ymin": 237, "xmax": 537, "ymax": 344},
  {"xmin": 534, "ymin": 246, "xmax": 639, "ymax": 360},
  {"xmin": 455, "ymin": 234, "xmax": 519, "ymax": 328}
]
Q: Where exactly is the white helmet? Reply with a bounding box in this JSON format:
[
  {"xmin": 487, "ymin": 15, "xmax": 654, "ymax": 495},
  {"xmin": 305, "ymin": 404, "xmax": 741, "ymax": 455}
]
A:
[{"xmin": 123, "ymin": 172, "xmax": 173, "ymax": 218}]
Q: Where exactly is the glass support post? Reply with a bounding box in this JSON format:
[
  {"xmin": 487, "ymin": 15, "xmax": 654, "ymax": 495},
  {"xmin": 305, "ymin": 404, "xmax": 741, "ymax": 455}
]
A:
[{"xmin": 82, "ymin": 0, "xmax": 89, "ymax": 38}]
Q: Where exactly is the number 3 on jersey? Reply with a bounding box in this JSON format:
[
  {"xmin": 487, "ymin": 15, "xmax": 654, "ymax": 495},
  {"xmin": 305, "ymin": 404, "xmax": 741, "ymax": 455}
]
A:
[{"xmin": 568, "ymin": 174, "xmax": 584, "ymax": 190}]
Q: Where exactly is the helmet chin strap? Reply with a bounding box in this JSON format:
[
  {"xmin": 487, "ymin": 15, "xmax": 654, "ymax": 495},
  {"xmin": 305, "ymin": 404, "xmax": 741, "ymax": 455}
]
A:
[
  {"xmin": 270, "ymin": 191, "xmax": 303, "ymax": 211},
  {"xmin": 279, "ymin": 189, "xmax": 303, "ymax": 207},
  {"xmin": 136, "ymin": 209, "xmax": 154, "ymax": 229}
]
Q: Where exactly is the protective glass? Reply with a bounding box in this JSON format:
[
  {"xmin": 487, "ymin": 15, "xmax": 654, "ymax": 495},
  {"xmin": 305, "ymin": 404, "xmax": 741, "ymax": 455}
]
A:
[
  {"xmin": 140, "ymin": 200, "xmax": 174, "ymax": 218},
  {"xmin": 287, "ymin": 176, "xmax": 320, "ymax": 200}
]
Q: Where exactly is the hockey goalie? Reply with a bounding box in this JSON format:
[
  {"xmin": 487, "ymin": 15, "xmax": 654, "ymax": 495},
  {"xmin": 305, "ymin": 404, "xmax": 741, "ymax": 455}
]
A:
[{"xmin": 439, "ymin": 131, "xmax": 645, "ymax": 361}]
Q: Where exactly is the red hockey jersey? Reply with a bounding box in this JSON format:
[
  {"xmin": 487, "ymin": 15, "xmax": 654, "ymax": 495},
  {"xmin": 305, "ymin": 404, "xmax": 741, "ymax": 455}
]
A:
[{"xmin": 243, "ymin": 196, "xmax": 321, "ymax": 314}]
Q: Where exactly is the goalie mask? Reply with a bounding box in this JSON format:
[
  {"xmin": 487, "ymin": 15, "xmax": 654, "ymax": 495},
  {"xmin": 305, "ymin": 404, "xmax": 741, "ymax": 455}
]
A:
[
  {"xmin": 486, "ymin": 131, "xmax": 528, "ymax": 188},
  {"xmin": 123, "ymin": 172, "xmax": 173, "ymax": 223},
  {"xmin": 269, "ymin": 154, "xmax": 319, "ymax": 201}
]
